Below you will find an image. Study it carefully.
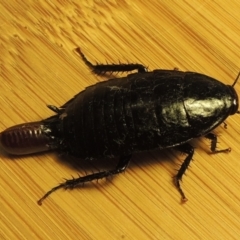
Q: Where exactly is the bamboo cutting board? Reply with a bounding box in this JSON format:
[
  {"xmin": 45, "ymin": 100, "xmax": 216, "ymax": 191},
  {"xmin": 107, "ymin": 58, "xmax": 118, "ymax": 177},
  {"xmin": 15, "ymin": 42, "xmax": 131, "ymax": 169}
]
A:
[{"xmin": 1, "ymin": 1, "xmax": 240, "ymax": 239}]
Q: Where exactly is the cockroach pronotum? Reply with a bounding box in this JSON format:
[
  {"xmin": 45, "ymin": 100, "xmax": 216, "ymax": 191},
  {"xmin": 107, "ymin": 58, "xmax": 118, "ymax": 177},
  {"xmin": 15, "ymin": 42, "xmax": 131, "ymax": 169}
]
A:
[{"xmin": 0, "ymin": 48, "xmax": 239, "ymax": 205}]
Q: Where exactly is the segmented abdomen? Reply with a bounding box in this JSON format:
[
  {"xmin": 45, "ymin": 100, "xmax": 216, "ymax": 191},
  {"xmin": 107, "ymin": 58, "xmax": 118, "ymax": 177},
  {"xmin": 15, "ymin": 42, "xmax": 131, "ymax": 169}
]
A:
[
  {"xmin": 0, "ymin": 122, "xmax": 52, "ymax": 155},
  {"xmin": 60, "ymin": 71, "xmax": 186, "ymax": 158}
]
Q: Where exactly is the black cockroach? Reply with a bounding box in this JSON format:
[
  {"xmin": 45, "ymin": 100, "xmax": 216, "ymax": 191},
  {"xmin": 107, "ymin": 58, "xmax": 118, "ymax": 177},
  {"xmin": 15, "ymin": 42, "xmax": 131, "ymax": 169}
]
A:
[{"xmin": 0, "ymin": 48, "xmax": 239, "ymax": 205}]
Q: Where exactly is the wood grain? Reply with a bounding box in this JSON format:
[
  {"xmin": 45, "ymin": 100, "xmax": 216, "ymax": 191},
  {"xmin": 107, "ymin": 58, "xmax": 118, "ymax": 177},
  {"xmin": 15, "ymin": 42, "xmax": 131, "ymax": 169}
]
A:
[{"xmin": 1, "ymin": 1, "xmax": 240, "ymax": 239}]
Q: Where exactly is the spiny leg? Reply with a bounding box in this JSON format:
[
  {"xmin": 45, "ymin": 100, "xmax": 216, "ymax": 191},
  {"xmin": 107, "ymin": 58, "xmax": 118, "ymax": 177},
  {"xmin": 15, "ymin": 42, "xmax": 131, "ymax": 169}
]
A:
[
  {"xmin": 205, "ymin": 132, "xmax": 231, "ymax": 153},
  {"xmin": 174, "ymin": 143, "xmax": 194, "ymax": 203},
  {"xmin": 37, "ymin": 155, "xmax": 131, "ymax": 205},
  {"xmin": 75, "ymin": 47, "xmax": 147, "ymax": 74}
]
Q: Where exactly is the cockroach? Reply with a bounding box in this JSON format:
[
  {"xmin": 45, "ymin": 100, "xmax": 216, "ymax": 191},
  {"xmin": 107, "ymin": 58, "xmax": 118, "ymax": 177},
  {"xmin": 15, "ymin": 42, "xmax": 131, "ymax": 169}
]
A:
[{"xmin": 0, "ymin": 48, "xmax": 239, "ymax": 205}]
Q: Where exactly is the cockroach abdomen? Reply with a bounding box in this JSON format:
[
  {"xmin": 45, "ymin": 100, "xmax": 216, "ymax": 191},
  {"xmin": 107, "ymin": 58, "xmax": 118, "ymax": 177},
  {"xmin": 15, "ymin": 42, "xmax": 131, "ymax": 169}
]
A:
[{"xmin": 0, "ymin": 122, "xmax": 53, "ymax": 155}]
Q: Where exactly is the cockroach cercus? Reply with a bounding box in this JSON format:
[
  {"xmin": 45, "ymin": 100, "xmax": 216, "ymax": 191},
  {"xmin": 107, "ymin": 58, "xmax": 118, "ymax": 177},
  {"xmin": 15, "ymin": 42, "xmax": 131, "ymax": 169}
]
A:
[{"xmin": 0, "ymin": 48, "xmax": 239, "ymax": 205}]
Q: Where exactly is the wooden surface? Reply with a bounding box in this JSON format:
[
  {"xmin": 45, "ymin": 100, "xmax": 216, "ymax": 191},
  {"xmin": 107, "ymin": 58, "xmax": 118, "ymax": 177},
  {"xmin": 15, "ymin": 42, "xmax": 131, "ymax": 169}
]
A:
[{"xmin": 1, "ymin": 1, "xmax": 240, "ymax": 239}]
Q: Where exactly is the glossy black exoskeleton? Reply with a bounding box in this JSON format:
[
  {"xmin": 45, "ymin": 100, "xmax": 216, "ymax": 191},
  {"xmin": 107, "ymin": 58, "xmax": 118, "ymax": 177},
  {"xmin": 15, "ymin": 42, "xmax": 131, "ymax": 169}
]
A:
[{"xmin": 0, "ymin": 48, "xmax": 239, "ymax": 205}]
